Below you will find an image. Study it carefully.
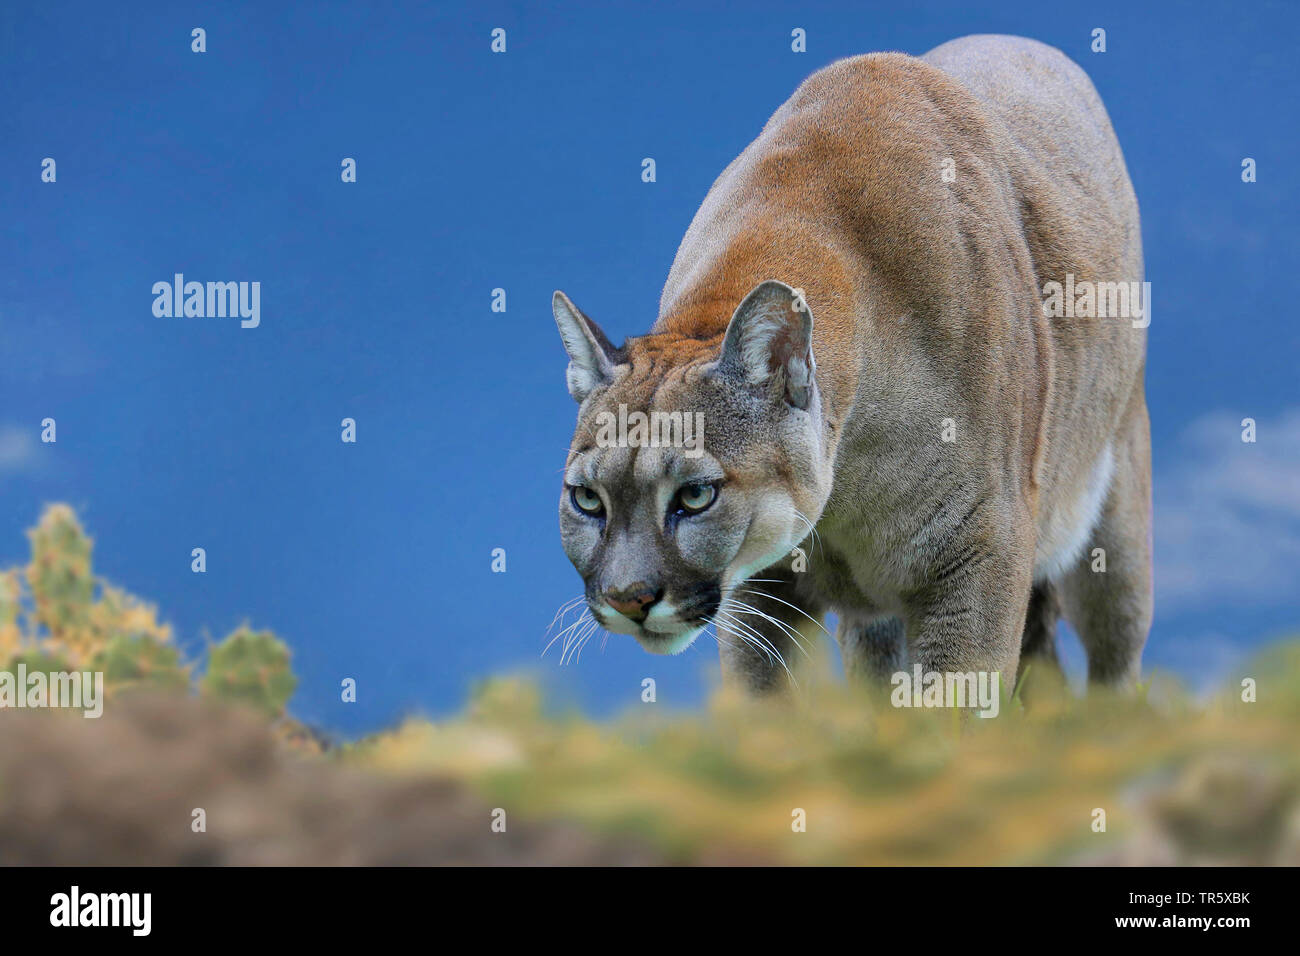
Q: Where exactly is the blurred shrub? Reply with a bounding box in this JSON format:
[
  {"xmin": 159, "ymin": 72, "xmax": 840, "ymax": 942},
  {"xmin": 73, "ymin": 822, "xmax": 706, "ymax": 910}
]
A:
[
  {"xmin": 25, "ymin": 504, "xmax": 95, "ymax": 657},
  {"xmin": 93, "ymin": 634, "xmax": 189, "ymax": 693},
  {"xmin": 200, "ymin": 626, "xmax": 296, "ymax": 718},
  {"xmin": 1, "ymin": 504, "xmax": 296, "ymax": 721},
  {"xmin": 345, "ymin": 649, "xmax": 1300, "ymax": 866},
  {"xmin": 0, "ymin": 570, "xmax": 21, "ymax": 663}
]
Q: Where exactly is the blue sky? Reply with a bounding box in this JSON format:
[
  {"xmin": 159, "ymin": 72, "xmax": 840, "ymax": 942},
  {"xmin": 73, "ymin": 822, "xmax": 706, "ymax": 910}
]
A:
[{"xmin": 2, "ymin": 0, "xmax": 1297, "ymax": 735}]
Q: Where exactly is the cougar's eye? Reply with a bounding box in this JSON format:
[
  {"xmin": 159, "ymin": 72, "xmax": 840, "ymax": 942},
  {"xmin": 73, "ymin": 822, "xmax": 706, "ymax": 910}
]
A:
[
  {"xmin": 571, "ymin": 485, "xmax": 605, "ymax": 517},
  {"xmin": 675, "ymin": 483, "xmax": 718, "ymax": 516}
]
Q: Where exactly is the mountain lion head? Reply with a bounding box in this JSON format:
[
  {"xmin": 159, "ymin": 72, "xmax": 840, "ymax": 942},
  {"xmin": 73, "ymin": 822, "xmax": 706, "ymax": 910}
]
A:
[{"xmin": 552, "ymin": 279, "xmax": 835, "ymax": 655}]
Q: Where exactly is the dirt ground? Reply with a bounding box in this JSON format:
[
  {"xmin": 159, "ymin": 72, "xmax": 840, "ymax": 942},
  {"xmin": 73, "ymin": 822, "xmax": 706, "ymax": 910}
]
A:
[{"xmin": 0, "ymin": 693, "xmax": 664, "ymax": 866}]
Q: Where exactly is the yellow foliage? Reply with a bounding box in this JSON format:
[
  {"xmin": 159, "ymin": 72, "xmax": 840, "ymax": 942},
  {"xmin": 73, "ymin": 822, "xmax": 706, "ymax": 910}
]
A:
[
  {"xmin": 5, "ymin": 504, "xmax": 176, "ymax": 668},
  {"xmin": 344, "ymin": 656, "xmax": 1300, "ymax": 866},
  {"xmin": 0, "ymin": 570, "xmax": 21, "ymax": 662}
]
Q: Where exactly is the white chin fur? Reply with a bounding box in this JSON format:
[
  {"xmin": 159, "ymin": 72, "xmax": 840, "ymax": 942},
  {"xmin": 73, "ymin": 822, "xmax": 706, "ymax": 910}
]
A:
[{"xmin": 634, "ymin": 625, "xmax": 704, "ymax": 656}]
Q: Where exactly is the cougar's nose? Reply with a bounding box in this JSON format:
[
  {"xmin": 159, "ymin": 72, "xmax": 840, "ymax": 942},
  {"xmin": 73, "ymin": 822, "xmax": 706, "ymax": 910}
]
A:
[{"xmin": 604, "ymin": 584, "xmax": 662, "ymax": 623}]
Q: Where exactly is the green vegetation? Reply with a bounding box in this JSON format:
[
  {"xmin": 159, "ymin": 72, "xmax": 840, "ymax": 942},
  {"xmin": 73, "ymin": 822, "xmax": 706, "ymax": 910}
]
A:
[
  {"xmin": 200, "ymin": 626, "xmax": 297, "ymax": 718},
  {"xmin": 1, "ymin": 505, "xmax": 303, "ymax": 735},
  {"xmin": 344, "ymin": 658, "xmax": 1300, "ymax": 864}
]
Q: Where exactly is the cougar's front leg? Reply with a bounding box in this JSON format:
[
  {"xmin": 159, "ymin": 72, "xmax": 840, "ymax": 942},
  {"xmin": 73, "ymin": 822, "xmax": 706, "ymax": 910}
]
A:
[
  {"xmin": 716, "ymin": 573, "xmax": 823, "ymax": 695},
  {"xmin": 901, "ymin": 525, "xmax": 1034, "ymax": 695},
  {"xmin": 837, "ymin": 615, "xmax": 908, "ymax": 683}
]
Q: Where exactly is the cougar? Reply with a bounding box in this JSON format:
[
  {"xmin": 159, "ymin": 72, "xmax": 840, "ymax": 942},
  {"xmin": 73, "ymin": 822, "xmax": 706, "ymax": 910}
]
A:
[{"xmin": 551, "ymin": 35, "xmax": 1151, "ymax": 695}]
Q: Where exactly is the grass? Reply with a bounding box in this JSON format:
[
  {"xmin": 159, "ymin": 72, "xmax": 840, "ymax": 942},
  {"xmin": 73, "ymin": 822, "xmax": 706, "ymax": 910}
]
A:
[{"xmin": 341, "ymin": 639, "xmax": 1300, "ymax": 865}]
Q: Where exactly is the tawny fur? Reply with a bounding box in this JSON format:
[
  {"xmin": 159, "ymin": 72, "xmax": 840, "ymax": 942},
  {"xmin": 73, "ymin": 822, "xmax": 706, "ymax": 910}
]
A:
[{"xmin": 554, "ymin": 35, "xmax": 1152, "ymax": 694}]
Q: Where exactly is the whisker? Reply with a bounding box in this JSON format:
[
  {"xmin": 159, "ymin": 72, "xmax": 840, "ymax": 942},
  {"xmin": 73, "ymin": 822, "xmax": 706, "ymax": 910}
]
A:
[
  {"xmin": 793, "ymin": 508, "xmax": 822, "ymax": 557},
  {"xmin": 714, "ymin": 609, "xmax": 797, "ymax": 683},
  {"xmin": 570, "ymin": 619, "xmax": 599, "ymax": 665},
  {"xmin": 543, "ymin": 611, "xmax": 590, "ymax": 658},
  {"xmin": 543, "ymin": 621, "xmax": 576, "ymax": 658},
  {"xmin": 562, "ymin": 617, "xmax": 600, "ymax": 666},
  {"xmin": 570, "ymin": 623, "xmax": 599, "ymax": 664},
  {"xmin": 546, "ymin": 595, "xmax": 587, "ymax": 633},
  {"xmin": 733, "ymin": 588, "xmax": 830, "ymax": 638},
  {"xmin": 709, "ymin": 609, "xmax": 773, "ymax": 660},
  {"xmin": 724, "ymin": 597, "xmax": 805, "ymax": 643},
  {"xmin": 713, "ymin": 607, "xmax": 791, "ymax": 670},
  {"xmin": 722, "ymin": 599, "xmax": 812, "ymax": 661}
]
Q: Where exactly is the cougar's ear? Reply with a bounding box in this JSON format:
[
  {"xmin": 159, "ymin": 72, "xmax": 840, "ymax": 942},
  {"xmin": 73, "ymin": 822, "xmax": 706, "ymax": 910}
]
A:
[
  {"xmin": 552, "ymin": 291, "xmax": 619, "ymax": 403},
  {"xmin": 717, "ymin": 280, "xmax": 816, "ymax": 409}
]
